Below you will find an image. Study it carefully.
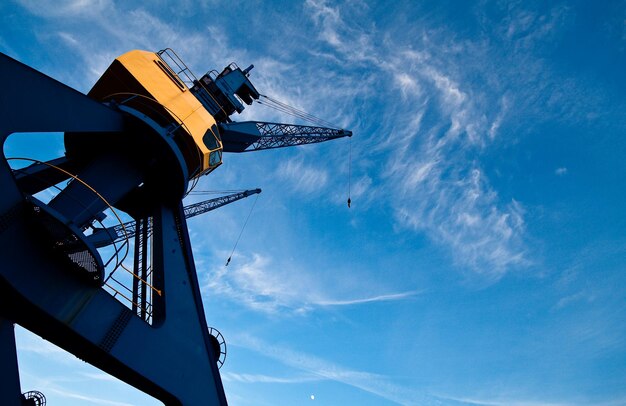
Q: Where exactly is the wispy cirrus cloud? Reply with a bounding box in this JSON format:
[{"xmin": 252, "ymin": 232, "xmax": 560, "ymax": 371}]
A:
[
  {"xmin": 15, "ymin": 0, "xmax": 238, "ymax": 88},
  {"xmin": 437, "ymin": 393, "xmax": 626, "ymax": 406},
  {"xmin": 276, "ymin": 157, "xmax": 329, "ymax": 195},
  {"xmin": 502, "ymin": 5, "xmax": 570, "ymax": 51},
  {"xmin": 222, "ymin": 372, "xmax": 323, "ymax": 384},
  {"xmin": 438, "ymin": 395, "xmax": 569, "ymax": 406},
  {"xmin": 304, "ymin": 0, "xmax": 528, "ymax": 277},
  {"xmin": 16, "ymin": 327, "xmax": 159, "ymax": 405},
  {"xmin": 315, "ymin": 290, "xmax": 423, "ymax": 306},
  {"xmin": 16, "ymin": 0, "xmax": 114, "ymax": 18},
  {"xmin": 80, "ymin": 372, "xmax": 125, "ymax": 383},
  {"xmin": 15, "ymin": 327, "xmax": 75, "ymax": 362},
  {"xmin": 202, "ymin": 252, "xmax": 422, "ymax": 314},
  {"xmin": 554, "ymin": 290, "xmax": 594, "ymax": 310},
  {"xmin": 203, "ymin": 253, "xmax": 307, "ymax": 314},
  {"xmin": 45, "ymin": 387, "xmax": 136, "ymax": 406},
  {"xmin": 233, "ymin": 334, "xmax": 439, "ymax": 406}
]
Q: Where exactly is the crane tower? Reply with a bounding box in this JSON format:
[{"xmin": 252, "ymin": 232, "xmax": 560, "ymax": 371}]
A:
[{"xmin": 0, "ymin": 49, "xmax": 350, "ymax": 405}]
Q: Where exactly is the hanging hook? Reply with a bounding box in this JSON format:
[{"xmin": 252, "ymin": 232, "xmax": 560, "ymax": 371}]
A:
[{"xmin": 347, "ymin": 135, "xmax": 352, "ymax": 208}]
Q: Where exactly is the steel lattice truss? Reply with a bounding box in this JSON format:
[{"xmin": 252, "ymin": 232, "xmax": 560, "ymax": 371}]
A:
[
  {"xmin": 249, "ymin": 122, "xmax": 351, "ymax": 151},
  {"xmin": 182, "ymin": 189, "xmax": 260, "ymax": 218},
  {"xmin": 103, "ymin": 189, "xmax": 261, "ymax": 245}
]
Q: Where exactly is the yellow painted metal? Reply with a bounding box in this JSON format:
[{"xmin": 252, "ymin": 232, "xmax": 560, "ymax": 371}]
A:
[{"xmin": 89, "ymin": 50, "xmax": 222, "ymax": 176}]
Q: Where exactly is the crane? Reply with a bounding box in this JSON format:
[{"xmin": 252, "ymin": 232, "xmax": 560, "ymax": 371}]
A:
[
  {"xmin": 183, "ymin": 51, "xmax": 352, "ymax": 153},
  {"xmin": 88, "ymin": 188, "xmax": 261, "ymax": 247},
  {"xmin": 219, "ymin": 122, "xmax": 351, "ymax": 152},
  {"xmin": 0, "ymin": 47, "xmax": 351, "ymax": 406}
]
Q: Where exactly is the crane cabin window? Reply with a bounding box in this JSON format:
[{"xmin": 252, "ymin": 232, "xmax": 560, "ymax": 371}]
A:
[
  {"xmin": 202, "ymin": 126, "xmax": 221, "ymax": 151},
  {"xmin": 209, "ymin": 150, "xmax": 222, "ymax": 167},
  {"xmin": 203, "ymin": 125, "xmax": 223, "ymax": 169}
]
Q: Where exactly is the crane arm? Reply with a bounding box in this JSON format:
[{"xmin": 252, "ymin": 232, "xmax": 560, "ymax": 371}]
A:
[
  {"xmin": 183, "ymin": 188, "xmax": 261, "ymax": 218},
  {"xmin": 219, "ymin": 121, "xmax": 352, "ymax": 153},
  {"xmin": 88, "ymin": 188, "xmax": 261, "ymax": 248}
]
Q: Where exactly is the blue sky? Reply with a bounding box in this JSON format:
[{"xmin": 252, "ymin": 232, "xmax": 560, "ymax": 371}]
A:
[{"xmin": 2, "ymin": 0, "xmax": 626, "ymax": 405}]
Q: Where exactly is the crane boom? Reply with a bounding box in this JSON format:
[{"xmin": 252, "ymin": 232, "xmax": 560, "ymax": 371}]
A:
[
  {"xmin": 219, "ymin": 121, "xmax": 352, "ymax": 153},
  {"xmin": 88, "ymin": 188, "xmax": 261, "ymax": 247},
  {"xmin": 183, "ymin": 188, "xmax": 261, "ymax": 218}
]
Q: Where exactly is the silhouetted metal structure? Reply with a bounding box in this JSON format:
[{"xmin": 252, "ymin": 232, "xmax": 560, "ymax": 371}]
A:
[
  {"xmin": 0, "ymin": 48, "xmax": 350, "ymax": 405},
  {"xmin": 88, "ymin": 188, "xmax": 262, "ymax": 247}
]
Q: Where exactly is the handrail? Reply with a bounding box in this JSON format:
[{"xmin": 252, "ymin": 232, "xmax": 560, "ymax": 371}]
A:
[{"xmin": 156, "ymin": 48, "xmax": 199, "ymax": 88}]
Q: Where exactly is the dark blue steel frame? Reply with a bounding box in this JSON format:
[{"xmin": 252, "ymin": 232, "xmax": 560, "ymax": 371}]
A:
[{"xmin": 0, "ymin": 52, "xmax": 228, "ymax": 405}]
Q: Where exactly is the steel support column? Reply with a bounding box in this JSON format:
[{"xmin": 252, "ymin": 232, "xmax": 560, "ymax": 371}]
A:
[{"xmin": 0, "ymin": 318, "xmax": 22, "ymax": 406}]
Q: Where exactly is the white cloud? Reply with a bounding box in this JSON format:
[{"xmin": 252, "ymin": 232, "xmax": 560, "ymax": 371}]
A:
[
  {"xmin": 222, "ymin": 372, "xmax": 323, "ymax": 384},
  {"xmin": 489, "ymin": 95, "xmax": 510, "ymax": 139},
  {"xmin": 404, "ymin": 160, "xmax": 438, "ymax": 189},
  {"xmin": 424, "ymin": 66, "xmax": 467, "ymax": 109},
  {"xmin": 554, "ymin": 290, "xmax": 594, "ymax": 310},
  {"xmin": 203, "ymin": 253, "xmax": 302, "ymax": 314},
  {"xmin": 504, "ymin": 6, "xmax": 570, "ymax": 50},
  {"xmin": 46, "ymin": 387, "xmax": 136, "ymax": 406},
  {"xmin": 15, "ymin": 328, "xmax": 76, "ymax": 362},
  {"xmin": 315, "ymin": 290, "xmax": 423, "ymax": 306},
  {"xmin": 555, "ymin": 167, "xmax": 567, "ymax": 176},
  {"xmin": 303, "ymin": 1, "xmax": 530, "ymax": 277},
  {"xmin": 304, "ymin": 0, "xmax": 378, "ymax": 65},
  {"xmin": 305, "ymin": 0, "xmax": 346, "ymax": 48},
  {"xmin": 438, "ymin": 394, "xmax": 571, "ymax": 406},
  {"xmin": 346, "ymin": 174, "xmax": 373, "ymax": 207},
  {"xmin": 57, "ymin": 32, "xmax": 79, "ymax": 47},
  {"xmin": 276, "ymin": 157, "xmax": 329, "ymax": 195},
  {"xmin": 80, "ymin": 372, "xmax": 124, "ymax": 383},
  {"xmin": 17, "ymin": 1, "xmax": 230, "ymax": 89},
  {"xmin": 203, "ymin": 252, "xmax": 422, "ymax": 314},
  {"xmin": 394, "ymin": 72, "xmax": 422, "ymax": 99},
  {"xmin": 234, "ymin": 334, "xmax": 439, "ymax": 406},
  {"xmin": 393, "ymin": 160, "xmax": 527, "ymax": 276},
  {"xmin": 437, "ymin": 394, "xmax": 626, "ymax": 406},
  {"xmin": 16, "ymin": 0, "xmax": 114, "ymax": 18},
  {"xmin": 15, "ymin": 327, "xmax": 160, "ymax": 405}
]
